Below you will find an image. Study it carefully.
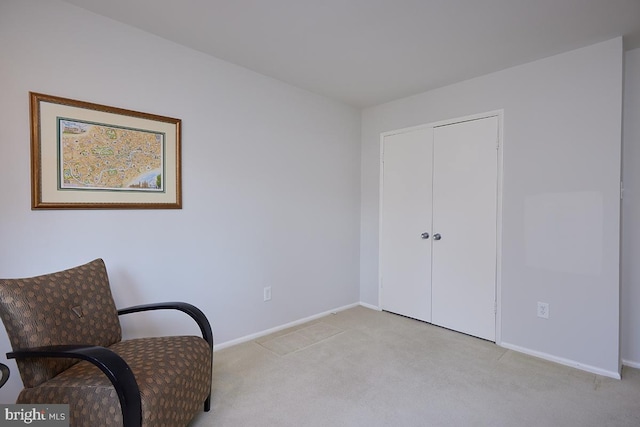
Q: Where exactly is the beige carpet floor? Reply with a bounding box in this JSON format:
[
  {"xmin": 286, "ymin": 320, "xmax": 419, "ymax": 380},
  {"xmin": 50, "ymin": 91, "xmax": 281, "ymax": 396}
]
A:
[{"xmin": 191, "ymin": 306, "xmax": 640, "ymax": 426}]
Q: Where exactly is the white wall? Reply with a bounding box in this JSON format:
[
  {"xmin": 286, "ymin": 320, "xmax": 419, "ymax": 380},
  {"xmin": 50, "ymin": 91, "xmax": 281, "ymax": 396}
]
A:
[
  {"xmin": 0, "ymin": 0, "xmax": 361, "ymax": 401},
  {"xmin": 361, "ymin": 39, "xmax": 623, "ymax": 377},
  {"xmin": 622, "ymin": 48, "xmax": 640, "ymax": 368}
]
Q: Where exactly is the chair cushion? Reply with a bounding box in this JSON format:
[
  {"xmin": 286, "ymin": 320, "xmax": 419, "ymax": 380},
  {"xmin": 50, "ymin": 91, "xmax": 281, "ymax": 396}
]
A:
[
  {"xmin": 16, "ymin": 336, "xmax": 212, "ymax": 427},
  {"xmin": 0, "ymin": 259, "xmax": 122, "ymax": 388}
]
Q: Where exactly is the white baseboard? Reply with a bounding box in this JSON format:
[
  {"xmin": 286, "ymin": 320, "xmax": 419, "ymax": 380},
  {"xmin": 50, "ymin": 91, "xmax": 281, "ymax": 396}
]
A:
[
  {"xmin": 213, "ymin": 302, "xmax": 360, "ymax": 351},
  {"xmin": 622, "ymin": 359, "xmax": 640, "ymax": 369},
  {"xmin": 359, "ymin": 301, "xmax": 381, "ymax": 311},
  {"xmin": 500, "ymin": 341, "xmax": 621, "ymax": 379}
]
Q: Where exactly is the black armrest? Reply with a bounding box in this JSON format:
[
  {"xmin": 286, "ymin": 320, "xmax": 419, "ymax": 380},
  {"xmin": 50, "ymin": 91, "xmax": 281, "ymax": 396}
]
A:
[
  {"xmin": 117, "ymin": 302, "xmax": 213, "ymax": 351},
  {"xmin": 0, "ymin": 363, "xmax": 9, "ymax": 388},
  {"xmin": 7, "ymin": 345, "xmax": 141, "ymax": 427}
]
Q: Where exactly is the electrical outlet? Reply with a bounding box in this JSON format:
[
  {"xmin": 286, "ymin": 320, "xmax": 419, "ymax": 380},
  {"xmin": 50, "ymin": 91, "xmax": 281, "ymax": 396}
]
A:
[
  {"xmin": 263, "ymin": 286, "xmax": 272, "ymax": 302},
  {"xmin": 537, "ymin": 302, "xmax": 549, "ymax": 319}
]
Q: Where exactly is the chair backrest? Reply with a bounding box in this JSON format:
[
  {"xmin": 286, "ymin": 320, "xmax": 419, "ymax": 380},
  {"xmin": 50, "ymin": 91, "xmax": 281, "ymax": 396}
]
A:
[{"xmin": 0, "ymin": 258, "xmax": 122, "ymax": 388}]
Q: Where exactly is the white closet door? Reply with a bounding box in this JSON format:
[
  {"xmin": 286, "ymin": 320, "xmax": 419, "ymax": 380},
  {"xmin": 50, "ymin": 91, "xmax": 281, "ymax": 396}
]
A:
[
  {"xmin": 431, "ymin": 117, "xmax": 498, "ymax": 341},
  {"xmin": 380, "ymin": 128, "xmax": 433, "ymax": 322}
]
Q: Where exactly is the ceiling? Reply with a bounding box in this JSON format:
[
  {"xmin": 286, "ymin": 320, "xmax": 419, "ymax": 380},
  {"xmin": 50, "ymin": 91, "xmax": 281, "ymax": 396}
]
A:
[{"xmin": 61, "ymin": 0, "xmax": 640, "ymax": 108}]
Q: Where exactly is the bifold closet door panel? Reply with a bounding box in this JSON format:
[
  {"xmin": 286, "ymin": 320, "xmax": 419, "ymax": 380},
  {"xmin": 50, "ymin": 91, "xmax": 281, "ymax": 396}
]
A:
[
  {"xmin": 431, "ymin": 117, "xmax": 498, "ymax": 341},
  {"xmin": 380, "ymin": 128, "xmax": 433, "ymax": 322}
]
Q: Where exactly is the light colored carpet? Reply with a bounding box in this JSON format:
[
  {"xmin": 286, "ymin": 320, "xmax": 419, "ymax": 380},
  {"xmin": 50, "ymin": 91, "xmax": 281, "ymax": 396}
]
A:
[{"xmin": 191, "ymin": 306, "xmax": 640, "ymax": 426}]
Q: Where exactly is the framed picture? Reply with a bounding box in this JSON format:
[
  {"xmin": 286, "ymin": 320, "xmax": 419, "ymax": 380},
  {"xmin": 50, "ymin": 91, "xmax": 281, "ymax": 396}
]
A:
[{"xmin": 30, "ymin": 92, "xmax": 182, "ymax": 209}]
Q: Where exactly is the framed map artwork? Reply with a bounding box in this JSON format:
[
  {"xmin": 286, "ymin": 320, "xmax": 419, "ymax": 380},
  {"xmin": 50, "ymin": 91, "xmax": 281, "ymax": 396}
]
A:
[{"xmin": 30, "ymin": 92, "xmax": 181, "ymax": 209}]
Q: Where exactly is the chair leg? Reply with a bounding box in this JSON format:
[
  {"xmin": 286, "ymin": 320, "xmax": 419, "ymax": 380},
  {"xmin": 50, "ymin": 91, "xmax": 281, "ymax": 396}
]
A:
[{"xmin": 204, "ymin": 394, "xmax": 211, "ymax": 412}]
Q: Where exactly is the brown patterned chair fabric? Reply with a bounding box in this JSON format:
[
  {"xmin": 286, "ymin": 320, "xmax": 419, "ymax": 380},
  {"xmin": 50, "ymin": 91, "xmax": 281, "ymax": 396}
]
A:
[{"xmin": 0, "ymin": 259, "xmax": 213, "ymax": 427}]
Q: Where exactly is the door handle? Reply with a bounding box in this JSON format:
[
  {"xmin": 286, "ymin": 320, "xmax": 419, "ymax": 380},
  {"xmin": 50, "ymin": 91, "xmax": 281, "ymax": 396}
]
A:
[
  {"xmin": 433, "ymin": 233, "xmax": 441, "ymax": 241},
  {"xmin": 421, "ymin": 232, "xmax": 429, "ymax": 239}
]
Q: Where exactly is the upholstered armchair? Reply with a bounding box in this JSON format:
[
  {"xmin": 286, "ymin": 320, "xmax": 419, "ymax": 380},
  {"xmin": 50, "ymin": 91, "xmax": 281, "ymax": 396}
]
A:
[{"xmin": 0, "ymin": 258, "xmax": 213, "ymax": 427}]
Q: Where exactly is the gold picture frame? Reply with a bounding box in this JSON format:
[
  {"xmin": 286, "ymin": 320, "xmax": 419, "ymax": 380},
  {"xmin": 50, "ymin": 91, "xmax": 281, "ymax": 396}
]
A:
[{"xmin": 30, "ymin": 92, "xmax": 182, "ymax": 209}]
